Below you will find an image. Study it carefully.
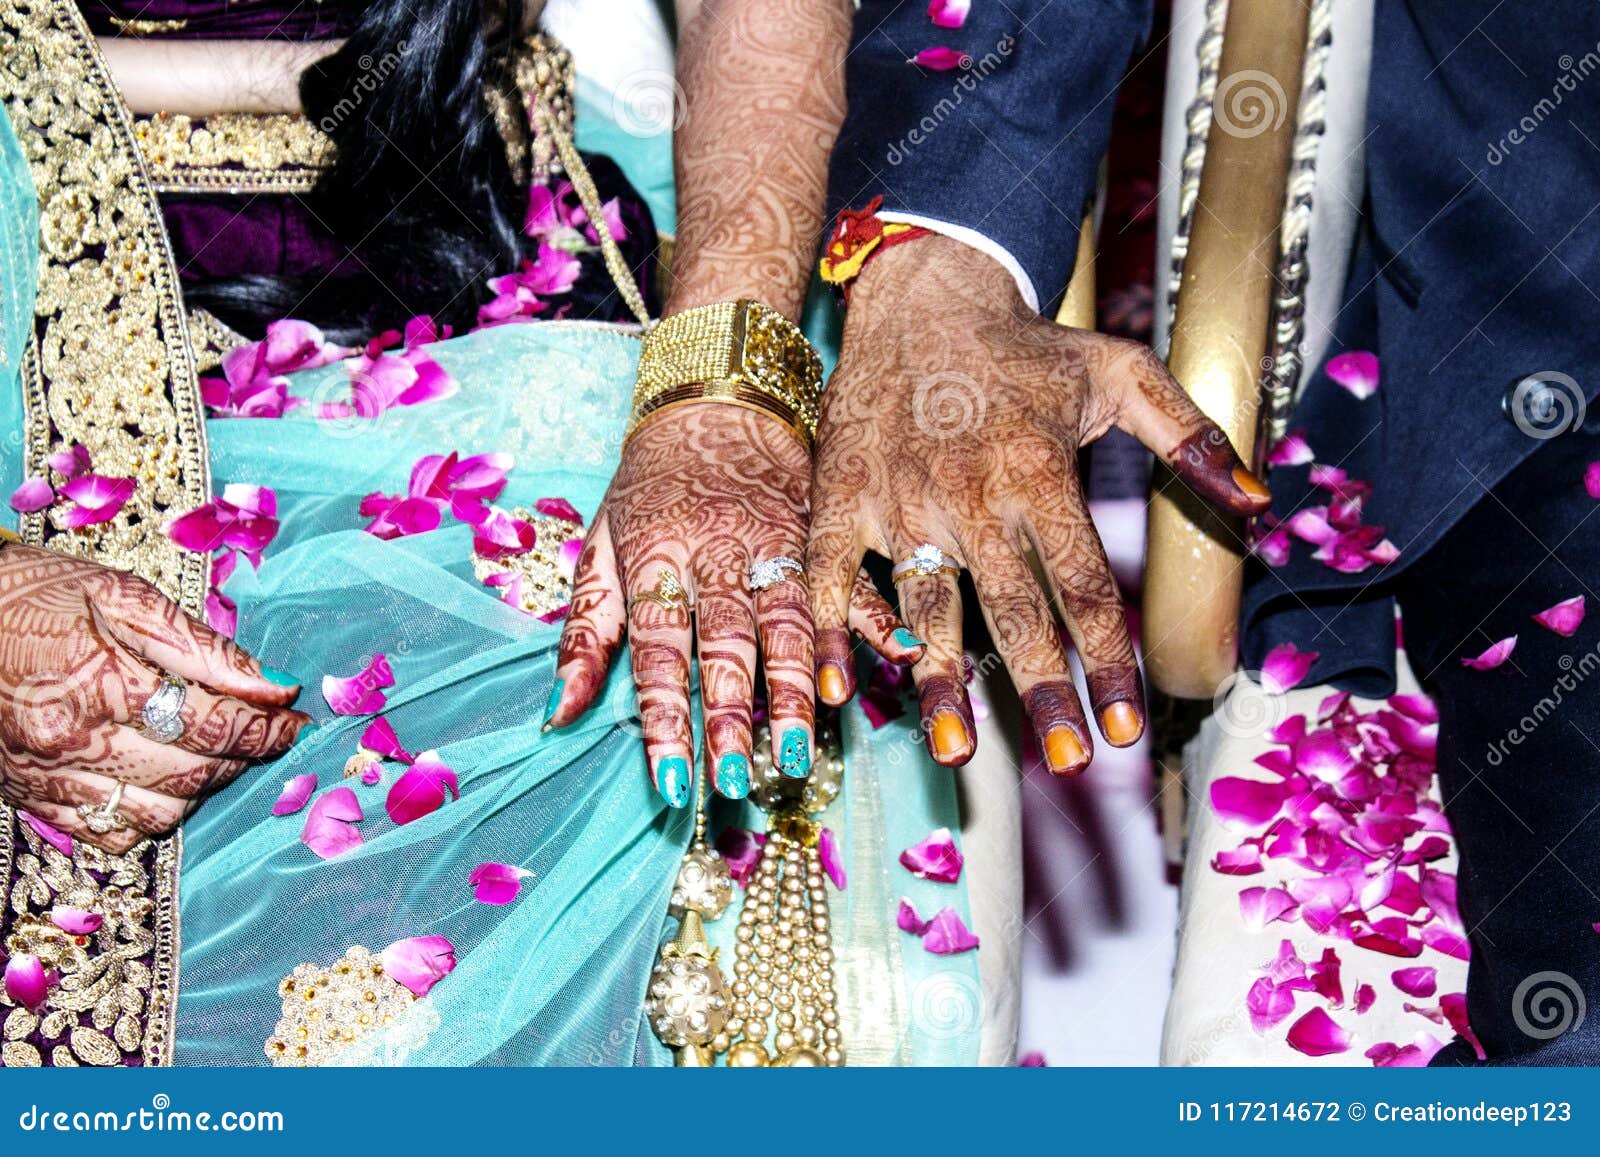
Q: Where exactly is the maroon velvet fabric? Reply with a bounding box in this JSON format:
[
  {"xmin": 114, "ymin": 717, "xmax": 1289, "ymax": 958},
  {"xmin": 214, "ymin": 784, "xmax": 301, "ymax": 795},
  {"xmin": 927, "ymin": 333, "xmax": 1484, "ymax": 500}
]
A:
[
  {"xmin": 163, "ymin": 194, "xmax": 351, "ymax": 285},
  {"xmin": 82, "ymin": 0, "xmax": 356, "ymax": 40}
]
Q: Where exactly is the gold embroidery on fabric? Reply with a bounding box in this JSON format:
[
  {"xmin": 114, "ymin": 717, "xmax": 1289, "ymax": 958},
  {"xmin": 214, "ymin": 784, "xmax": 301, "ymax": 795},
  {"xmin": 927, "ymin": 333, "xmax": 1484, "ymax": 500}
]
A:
[
  {"xmin": 471, "ymin": 508, "xmax": 583, "ymax": 618},
  {"xmin": 134, "ymin": 112, "xmax": 334, "ymax": 195},
  {"xmin": 0, "ymin": 0, "xmax": 205, "ymax": 1068},
  {"xmin": 187, "ymin": 307, "xmax": 250, "ymax": 374},
  {"xmin": 484, "ymin": 32, "xmax": 574, "ymax": 184},
  {"xmin": 105, "ymin": 15, "xmax": 189, "ymax": 35},
  {"xmin": 265, "ymin": 946, "xmax": 420, "ymax": 1067}
]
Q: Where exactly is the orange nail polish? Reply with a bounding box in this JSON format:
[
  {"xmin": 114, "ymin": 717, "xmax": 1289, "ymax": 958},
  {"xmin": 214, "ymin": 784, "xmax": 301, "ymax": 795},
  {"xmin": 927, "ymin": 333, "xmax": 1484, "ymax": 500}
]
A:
[
  {"xmin": 931, "ymin": 711, "xmax": 971, "ymax": 760},
  {"xmin": 1231, "ymin": 466, "xmax": 1271, "ymax": 501},
  {"xmin": 818, "ymin": 663, "xmax": 847, "ymax": 703},
  {"xmin": 1099, "ymin": 701, "xmax": 1143, "ymax": 746},
  {"xmin": 1043, "ymin": 726, "xmax": 1087, "ymax": 773}
]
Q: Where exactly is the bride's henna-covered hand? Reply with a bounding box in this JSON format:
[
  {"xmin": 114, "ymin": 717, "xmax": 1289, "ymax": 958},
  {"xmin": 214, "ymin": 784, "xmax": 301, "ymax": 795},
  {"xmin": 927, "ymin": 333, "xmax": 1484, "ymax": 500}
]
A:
[
  {"xmin": 807, "ymin": 235, "xmax": 1271, "ymax": 774},
  {"xmin": 0, "ymin": 545, "xmax": 312, "ymax": 852},
  {"xmin": 546, "ymin": 405, "xmax": 918, "ymax": 806}
]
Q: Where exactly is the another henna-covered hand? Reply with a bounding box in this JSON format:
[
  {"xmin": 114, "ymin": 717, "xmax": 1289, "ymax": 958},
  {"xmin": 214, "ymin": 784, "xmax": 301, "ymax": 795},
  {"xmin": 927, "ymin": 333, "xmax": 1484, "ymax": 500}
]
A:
[
  {"xmin": 0, "ymin": 545, "xmax": 312, "ymax": 852},
  {"xmin": 807, "ymin": 235, "xmax": 1270, "ymax": 774}
]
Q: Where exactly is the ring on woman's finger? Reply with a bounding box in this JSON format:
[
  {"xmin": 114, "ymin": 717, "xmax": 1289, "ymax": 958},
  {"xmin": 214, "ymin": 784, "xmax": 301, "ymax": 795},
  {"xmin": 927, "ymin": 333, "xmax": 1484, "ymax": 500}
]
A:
[
  {"xmin": 890, "ymin": 543, "xmax": 962, "ymax": 584},
  {"xmin": 631, "ymin": 568, "xmax": 691, "ymax": 612},
  {"xmin": 139, "ymin": 674, "xmax": 188, "ymax": 745},
  {"xmin": 78, "ymin": 779, "xmax": 130, "ymax": 835},
  {"xmin": 746, "ymin": 556, "xmax": 804, "ymax": 592}
]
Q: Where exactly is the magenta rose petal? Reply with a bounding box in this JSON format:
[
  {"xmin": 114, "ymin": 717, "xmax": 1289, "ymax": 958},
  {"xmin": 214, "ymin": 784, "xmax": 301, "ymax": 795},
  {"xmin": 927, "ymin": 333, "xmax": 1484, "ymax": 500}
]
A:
[
  {"xmin": 1285, "ymin": 1007, "xmax": 1352, "ymax": 1056},
  {"xmin": 1326, "ymin": 350, "xmax": 1380, "ymax": 399},
  {"xmin": 271, "ymin": 773, "xmax": 319, "ymax": 816},
  {"xmin": 1461, "ymin": 636, "xmax": 1517, "ymax": 670},
  {"xmin": 49, "ymin": 906, "xmax": 103, "ymax": 935},
  {"xmin": 1239, "ymin": 885, "xmax": 1298, "ymax": 933},
  {"xmin": 322, "ymin": 653, "xmax": 395, "ymax": 715},
  {"xmin": 928, "ymin": 0, "xmax": 970, "ymax": 27},
  {"xmin": 534, "ymin": 496, "xmax": 583, "ymax": 524},
  {"xmin": 1266, "ymin": 429, "xmax": 1314, "ymax": 466},
  {"xmin": 912, "ymin": 46, "xmax": 966, "ymax": 69},
  {"xmin": 59, "ymin": 474, "xmax": 135, "ymax": 528},
  {"xmin": 469, "ymin": 862, "xmax": 535, "ymax": 905},
  {"xmin": 385, "ymin": 749, "xmax": 459, "ymax": 825},
  {"xmin": 817, "ymin": 826, "xmax": 847, "ymax": 890},
  {"xmin": 9, "ymin": 475, "xmax": 53, "ymax": 513},
  {"xmin": 3, "ymin": 953, "xmax": 51, "ymax": 1012},
  {"xmin": 1259, "ymin": 641, "xmax": 1319, "ymax": 694},
  {"xmin": 715, "ymin": 828, "xmax": 766, "ymax": 888},
  {"xmin": 897, "ymin": 897, "xmax": 931, "ymax": 936},
  {"xmin": 1531, "ymin": 595, "xmax": 1585, "ymax": 637},
  {"xmin": 360, "ymin": 717, "xmax": 416, "ymax": 764},
  {"xmin": 18, "ymin": 811, "xmax": 72, "ymax": 856},
  {"xmin": 899, "ymin": 827, "xmax": 964, "ymax": 883},
  {"xmin": 1246, "ymin": 976, "xmax": 1298, "ymax": 1033},
  {"xmin": 921, "ymin": 907, "xmax": 980, "ymax": 955},
  {"xmin": 1586, "ymin": 462, "xmax": 1600, "ymax": 499},
  {"xmin": 381, "ymin": 934, "xmax": 457, "ymax": 998},
  {"xmin": 1392, "ymin": 965, "xmax": 1438, "ymax": 998}
]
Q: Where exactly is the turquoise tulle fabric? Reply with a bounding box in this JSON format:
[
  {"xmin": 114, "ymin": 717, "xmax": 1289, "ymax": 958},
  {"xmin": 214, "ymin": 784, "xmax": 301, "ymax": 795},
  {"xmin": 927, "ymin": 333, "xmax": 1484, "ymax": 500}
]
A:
[{"xmin": 0, "ymin": 88, "xmax": 980, "ymax": 1068}]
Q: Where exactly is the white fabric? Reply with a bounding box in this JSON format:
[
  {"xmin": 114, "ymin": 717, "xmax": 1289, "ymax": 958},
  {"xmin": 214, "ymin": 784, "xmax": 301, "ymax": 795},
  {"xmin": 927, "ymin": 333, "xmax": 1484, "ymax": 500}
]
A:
[
  {"xmin": 542, "ymin": 0, "xmax": 674, "ymax": 94},
  {"xmin": 1160, "ymin": 657, "xmax": 1467, "ymax": 1065},
  {"xmin": 1154, "ymin": 0, "xmax": 1375, "ymax": 387},
  {"xmin": 878, "ymin": 212, "xmax": 1042, "ymax": 313}
]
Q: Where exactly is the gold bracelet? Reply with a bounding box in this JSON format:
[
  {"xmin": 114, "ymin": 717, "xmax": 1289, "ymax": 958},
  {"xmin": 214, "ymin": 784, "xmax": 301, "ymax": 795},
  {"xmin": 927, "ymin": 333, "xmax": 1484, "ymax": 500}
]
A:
[
  {"xmin": 0, "ymin": 525, "xmax": 23, "ymax": 550},
  {"xmin": 628, "ymin": 300, "xmax": 822, "ymax": 449}
]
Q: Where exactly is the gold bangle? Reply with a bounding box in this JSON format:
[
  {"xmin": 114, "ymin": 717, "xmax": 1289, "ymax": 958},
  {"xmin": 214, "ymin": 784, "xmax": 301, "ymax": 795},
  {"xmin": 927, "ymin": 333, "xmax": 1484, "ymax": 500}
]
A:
[
  {"xmin": 630, "ymin": 300, "xmax": 821, "ymax": 447},
  {"xmin": 0, "ymin": 525, "xmax": 22, "ymax": 548},
  {"xmin": 625, "ymin": 381, "xmax": 814, "ymax": 451}
]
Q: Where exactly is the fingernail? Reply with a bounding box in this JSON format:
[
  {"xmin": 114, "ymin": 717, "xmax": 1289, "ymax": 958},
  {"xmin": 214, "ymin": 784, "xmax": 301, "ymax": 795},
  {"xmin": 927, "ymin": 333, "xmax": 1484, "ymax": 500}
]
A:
[
  {"xmin": 892, "ymin": 628, "xmax": 925, "ymax": 650},
  {"xmin": 260, "ymin": 665, "xmax": 300, "ymax": 688},
  {"xmin": 1231, "ymin": 466, "xmax": 1271, "ymax": 502},
  {"xmin": 294, "ymin": 721, "xmax": 321, "ymax": 745},
  {"xmin": 931, "ymin": 710, "xmax": 971, "ymax": 761},
  {"xmin": 1099, "ymin": 701, "xmax": 1143, "ymax": 746},
  {"xmin": 656, "ymin": 756, "xmax": 690, "ymax": 808},
  {"xmin": 777, "ymin": 728, "xmax": 811, "ymax": 778},
  {"xmin": 717, "ymin": 753, "xmax": 751, "ymax": 800},
  {"xmin": 541, "ymin": 677, "xmax": 565, "ymax": 731},
  {"xmin": 818, "ymin": 663, "xmax": 848, "ymax": 704},
  {"xmin": 1043, "ymin": 725, "xmax": 1088, "ymax": 774}
]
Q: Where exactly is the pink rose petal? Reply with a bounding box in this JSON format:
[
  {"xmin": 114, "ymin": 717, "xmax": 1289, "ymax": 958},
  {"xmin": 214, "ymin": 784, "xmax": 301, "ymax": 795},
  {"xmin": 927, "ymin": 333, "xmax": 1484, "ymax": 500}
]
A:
[
  {"xmin": 1239, "ymin": 885, "xmax": 1298, "ymax": 933},
  {"xmin": 1247, "ymin": 976, "xmax": 1299, "ymax": 1033},
  {"xmin": 534, "ymin": 496, "xmax": 583, "ymax": 524},
  {"xmin": 1441, "ymin": 992, "xmax": 1486, "ymax": 1061},
  {"xmin": 9, "ymin": 475, "xmax": 53, "ymax": 513},
  {"xmin": 300, "ymin": 786, "xmax": 364, "ymax": 859},
  {"xmin": 1285, "ymin": 1007, "xmax": 1352, "ymax": 1056},
  {"xmin": 1532, "ymin": 595, "xmax": 1585, "ymax": 637},
  {"xmin": 1210, "ymin": 776, "xmax": 1289, "ymax": 827},
  {"xmin": 897, "ymin": 898, "xmax": 931, "ymax": 936},
  {"xmin": 59, "ymin": 474, "xmax": 134, "ymax": 528},
  {"xmin": 1461, "ymin": 636, "xmax": 1517, "ymax": 670},
  {"xmin": 322, "ymin": 653, "xmax": 395, "ymax": 715},
  {"xmin": 49, "ymin": 906, "xmax": 103, "ymax": 935},
  {"xmin": 1586, "ymin": 462, "xmax": 1600, "ymax": 499},
  {"xmin": 1266, "ymin": 430, "xmax": 1314, "ymax": 467},
  {"xmin": 1420, "ymin": 924, "xmax": 1471, "ymax": 961},
  {"xmin": 469, "ymin": 861, "xmax": 535, "ymax": 905},
  {"xmin": 899, "ymin": 827, "xmax": 964, "ymax": 883},
  {"xmin": 18, "ymin": 811, "xmax": 72, "ymax": 856},
  {"xmin": 928, "ymin": 0, "xmax": 969, "ymax": 27},
  {"xmin": 1260, "ymin": 641, "xmax": 1319, "ymax": 694},
  {"xmin": 381, "ymin": 934, "xmax": 456, "ymax": 997},
  {"xmin": 817, "ymin": 826, "xmax": 847, "ymax": 890},
  {"xmin": 385, "ymin": 749, "xmax": 460, "ymax": 825},
  {"xmin": 921, "ymin": 907, "xmax": 980, "ymax": 955},
  {"xmin": 1326, "ymin": 350, "xmax": 1379, "ymax": 399},
  {"xmin": 271, "ymin": 773, "xmax": 318, "ymax": 816},
  {"xmin": 360, "ymin": 717, "xmax": 416, "ymax": 764},
  {"xmin": 714, "ymin": 828, "xmax": 766, "ymax": 888},
  {"xmin": 44, "ymin": 444, "xmax": 91, "ymax": 479},
  {"xmin": 912, "ymin": 46, "xmax": 967, "ymax": 69},
  {"xmin": 1017, "ymin": 1051, "xmax": 1047, "ymax": 1067},
  {"xmin": 1366, "ymin": 1032, "xmax": 1445, "ymax": 1067},
  {"xmin": 3, "ymin": 953, "xmax": 51, "ymax": 1011},
  {"xmin": 1392, "ymin": 966, "xmax": 1438, "ymax": 998}
]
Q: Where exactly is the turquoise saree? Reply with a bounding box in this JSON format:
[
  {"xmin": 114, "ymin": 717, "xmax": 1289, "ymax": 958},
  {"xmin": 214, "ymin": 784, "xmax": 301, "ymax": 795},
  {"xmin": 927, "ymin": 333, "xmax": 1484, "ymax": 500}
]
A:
[{"xmin": 0, "ymin": 13, "xmax": 979, "ymax": 1068}]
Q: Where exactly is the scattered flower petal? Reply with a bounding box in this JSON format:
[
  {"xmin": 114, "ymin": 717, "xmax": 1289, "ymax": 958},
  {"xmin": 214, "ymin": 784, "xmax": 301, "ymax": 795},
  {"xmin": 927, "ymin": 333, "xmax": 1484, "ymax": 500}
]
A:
[
  {"xmin": 1461, "ymin": 636, "xmax": 1517, "ymax": 670},
  {"xmin": 1285, "ymin": 1007, "xmax": 1352, "ymax": 1056},
  {"xmin": 49, "ymin": 906, "xmax": 102, "ymax": 935},
  {"xmin": 1260, "ymin": 642, "xmax": 1319, "ymax": 694},
  {"xmin": 928, "ymin": 0, "xmax": 970, "ymax": 27},
  {"xmin": 271, "ymin": 773, "xmax": 318, "ymax": 816},
  {"xmin": 381, "ymin": 934, "xmax": 456, "ymax": 997},
  {"xmin": 385, "ymin": 749, "xmax": 460, "ymax": 825},
  {"xmin": 1326, "ymin": 350, "xmax": 1379, "ymax": 399},
  {"xmin": 715, "ymin": 828, "xmax": 766, "ymax": 888},
  {"xmin": 1392, "ymin": 966, "xmax": 1438, "ymax": 998},
  {"xmin": 300, "ymin": 786, "xmax": 364, "ymax": 859},
  {"xmin": 3, "ymin": 953, "xmax": 51, "ymax": 1011},
  {"xmin": 18, "ymin": 811, "xmax": 72, "ymax": 856},
  {"xmin": 322, "ymin": 653, "xmax": 395, "ymax": 715},
  {"xmin": 912, "ymin": 46, "xmax": 967, "ymax": 69},
  {"xmin": 58, "ymin": 474, "xmax": 135, "ymax": 528},
  {"xmin": 1239, "ymin": 886, "xmax": 1298, "ymax": 933},
  {"xmin": 360, "ymin": 717, "xmax": 416, "ymax": 764},
  {"xmin": 1532, "ymin": 595, "xmax": 1585, "ymax": 637},
  {"xmin": 469, "ymin": 862, "xmax": 535, "ymax": 905},
  {"xmin": 921, "ymin": 907, "xmax": 981, "ymax": 954},
  {"xmin": 897, "ymin": 898, "xmax": 931, "ymax": 936},
  {"xmin": 818, "ymin": 826, "xmax": 847, "ymax": 890},
  {"xmin": 899, "ymin": 827, "xmax": 964, "ymax": 883},
  {"xmin": 1266, "ymin": 430, "xmax": 1314, "ymax": 467},
  {"xmin": 9, "ymin": 476, "xmax": 52, "ymax": 513}
]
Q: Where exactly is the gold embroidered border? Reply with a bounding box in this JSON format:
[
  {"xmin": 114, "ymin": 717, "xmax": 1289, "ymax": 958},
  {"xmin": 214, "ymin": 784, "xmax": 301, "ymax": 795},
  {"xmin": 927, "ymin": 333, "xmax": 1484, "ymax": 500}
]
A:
[
  {"xmin": 0, "ymin": 0, "xmax": 211, "ymax": 1068},
  {"xmin": 134, "ymin": 112, "xmax": 333, "ymax": 195}
]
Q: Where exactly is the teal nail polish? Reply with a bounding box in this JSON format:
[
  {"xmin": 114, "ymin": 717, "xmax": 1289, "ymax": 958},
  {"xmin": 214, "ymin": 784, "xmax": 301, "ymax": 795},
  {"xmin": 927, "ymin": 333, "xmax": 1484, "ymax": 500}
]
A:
[
  {"xmin": 294, "ymin": 721, "xmax": 321, "ymax": 745},
  {"xmin": 656, "ymin": 756, "xmax": 690, "ymax": 808},
  {"xmin": 777, "ymin": 728, "xmax": 811, "ymax": 778},
  {"xmin": 893, "ymin": 628, "xmax": 925, "ymax": 650},
  {"xmin": 542, "ymin": 677, "xmax": 565, "ymax": 729},
  {"xmin": 261, "ymin": 665, "xmax": 300, "ymax": 688},
  {"xmin": 717, "ymin": 753, "xmax": 751, "ymax": 800}
]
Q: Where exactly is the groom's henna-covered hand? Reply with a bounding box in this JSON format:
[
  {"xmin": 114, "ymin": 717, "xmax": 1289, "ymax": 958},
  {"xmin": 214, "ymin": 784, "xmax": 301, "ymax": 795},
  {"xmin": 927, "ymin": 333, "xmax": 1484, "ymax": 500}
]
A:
[
  {"xmin": 0, "ymin": 545, "xmax": 311, "ymax": 852},
  {"xmin": 807, "ymin": 235, "xmax": 1270, "ymax": 774}
]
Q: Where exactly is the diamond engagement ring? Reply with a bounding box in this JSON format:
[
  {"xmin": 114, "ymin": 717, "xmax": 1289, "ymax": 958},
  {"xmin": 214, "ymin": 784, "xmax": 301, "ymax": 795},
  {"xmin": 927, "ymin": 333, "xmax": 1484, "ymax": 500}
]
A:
[
  {"xmin": 747, "ymin": 556, "xmax": 804, "ymax": 592},
  {"xmin": 139, "ymin": 673, "xmax": 188, "ymax": 745},
  {"xmin": 78, "ymin": 779, "xmax": 130, "ymax": 836},
  {"xmin": 632, "ymin": 568, "xmax": 691, "ymax": 612},
  {"xmin": 890, "ymin": 543, "xmax": 962, "ymax": 584}
]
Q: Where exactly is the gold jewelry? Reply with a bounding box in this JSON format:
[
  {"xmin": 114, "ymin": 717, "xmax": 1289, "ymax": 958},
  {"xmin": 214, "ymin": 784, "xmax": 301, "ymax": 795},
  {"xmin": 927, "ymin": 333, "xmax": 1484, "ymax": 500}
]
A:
[
  {"xmin": 631, "ymin": 569, "xmax": 690, "ymax": 613},
  {"xmin": 628, "ymin": 301, "xmax": 822, "ymax": 450},
  {"xmin": 0, "ymin": 525, "xmax": 22, "ymax": 548},
  {"xmin": 78, "ymin": 780, "xmax": 130, "ymax": 836}
]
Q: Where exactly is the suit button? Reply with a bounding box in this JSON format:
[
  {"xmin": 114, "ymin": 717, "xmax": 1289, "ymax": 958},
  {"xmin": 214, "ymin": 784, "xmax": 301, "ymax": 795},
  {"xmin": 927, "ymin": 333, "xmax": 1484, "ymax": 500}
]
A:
[{"xmin": 1502, "ymin": 371, "xmax": 1585, "ymax": 439}]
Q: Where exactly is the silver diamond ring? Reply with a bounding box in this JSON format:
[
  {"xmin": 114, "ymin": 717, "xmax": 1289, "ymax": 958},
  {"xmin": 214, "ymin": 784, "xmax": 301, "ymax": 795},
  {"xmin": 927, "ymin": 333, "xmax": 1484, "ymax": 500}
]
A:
[
  {"xmin": 747, "ymin": 556, "xmax": 804, "ymax": 592},
  {"xmin": 891, "ymin": 543, "xmax": 963, "ymax": 584},
  {"xmin": 78, "ymin": 779, "xmax": 130, "ymax": 836},
  {"xmin": 139, "ymin": 674, "xmax": 188, "ymax": 745}
]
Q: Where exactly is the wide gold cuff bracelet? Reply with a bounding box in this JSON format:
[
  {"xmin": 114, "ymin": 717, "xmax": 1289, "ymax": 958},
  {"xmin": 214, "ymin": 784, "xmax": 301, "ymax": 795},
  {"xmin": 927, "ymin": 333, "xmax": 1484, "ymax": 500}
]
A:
[{"xmin": 628, "ymin": 300, "xmax": 822, "ymax": 449}]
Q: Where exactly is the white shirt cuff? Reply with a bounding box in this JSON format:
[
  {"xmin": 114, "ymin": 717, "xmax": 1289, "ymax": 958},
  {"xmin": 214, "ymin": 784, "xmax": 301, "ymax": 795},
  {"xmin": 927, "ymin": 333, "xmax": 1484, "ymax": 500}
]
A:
[{"xmin": 875, "ymin": 212, "xmax": 1040, "ymax": 313}]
